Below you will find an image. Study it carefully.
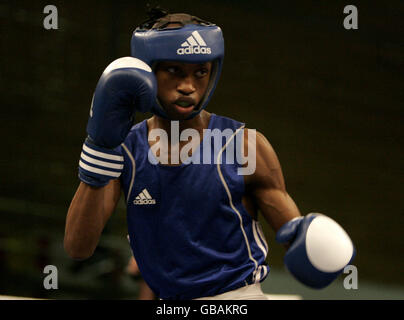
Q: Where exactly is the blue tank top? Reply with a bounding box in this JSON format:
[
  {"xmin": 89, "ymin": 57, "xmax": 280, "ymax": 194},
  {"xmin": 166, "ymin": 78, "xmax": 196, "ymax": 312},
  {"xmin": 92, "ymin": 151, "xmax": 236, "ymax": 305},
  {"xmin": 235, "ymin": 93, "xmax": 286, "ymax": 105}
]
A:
[{"xmin": 119, "ymin": 114, "xmax": 269, "ymax": 299}]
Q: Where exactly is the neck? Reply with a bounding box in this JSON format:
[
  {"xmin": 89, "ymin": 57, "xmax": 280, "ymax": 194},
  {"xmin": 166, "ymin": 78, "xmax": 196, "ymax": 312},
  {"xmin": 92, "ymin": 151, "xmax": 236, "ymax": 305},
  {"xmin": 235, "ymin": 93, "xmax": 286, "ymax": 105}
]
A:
[{"xmin": 148, "ymin": 111, "xmax": 211, "ymax": 137}]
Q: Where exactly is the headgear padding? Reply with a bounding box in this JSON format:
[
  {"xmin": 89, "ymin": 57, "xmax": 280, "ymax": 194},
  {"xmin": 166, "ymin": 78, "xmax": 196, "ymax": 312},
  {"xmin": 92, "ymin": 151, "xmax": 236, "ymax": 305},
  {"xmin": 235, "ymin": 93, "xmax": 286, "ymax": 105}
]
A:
[{"xmin": 131, "ymin": 17, "xmax": 224, "ymax": 119}]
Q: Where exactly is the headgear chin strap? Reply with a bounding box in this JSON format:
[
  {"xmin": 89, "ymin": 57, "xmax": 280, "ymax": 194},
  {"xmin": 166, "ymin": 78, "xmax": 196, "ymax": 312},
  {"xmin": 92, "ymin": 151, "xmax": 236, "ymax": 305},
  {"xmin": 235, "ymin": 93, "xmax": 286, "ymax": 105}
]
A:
[{"xmin": 131, "ymin": 17, "xmax": 224, "ymax": 120}]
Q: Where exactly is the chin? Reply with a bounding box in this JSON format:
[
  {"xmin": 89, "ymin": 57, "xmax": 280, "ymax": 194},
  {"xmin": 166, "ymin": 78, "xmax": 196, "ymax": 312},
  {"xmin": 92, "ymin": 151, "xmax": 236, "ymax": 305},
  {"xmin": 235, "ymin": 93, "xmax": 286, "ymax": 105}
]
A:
[
  {"xmin": 167, "ymin": 113, "xmax": 191, "ymax": 121},
  {"xmin": 166, "ymin": 107, "xmax": 197, "ymax": 121}
]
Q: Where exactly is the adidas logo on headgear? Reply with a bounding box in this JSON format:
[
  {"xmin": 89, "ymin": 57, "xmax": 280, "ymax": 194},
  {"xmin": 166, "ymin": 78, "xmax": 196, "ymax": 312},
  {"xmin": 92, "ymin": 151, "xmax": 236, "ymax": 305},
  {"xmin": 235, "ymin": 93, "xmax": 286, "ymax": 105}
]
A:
[
  {"xmin": 177, "ymin": 31, "xmax": 212, "ymax": 55},
  {"xmin": 133, "ymin": 188, "xmax": 156, "ymax": 205}
]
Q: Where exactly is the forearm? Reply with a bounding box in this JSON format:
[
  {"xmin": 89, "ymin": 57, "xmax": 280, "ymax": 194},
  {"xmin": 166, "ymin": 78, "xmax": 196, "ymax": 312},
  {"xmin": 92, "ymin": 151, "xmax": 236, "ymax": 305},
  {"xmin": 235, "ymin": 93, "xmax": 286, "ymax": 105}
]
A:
[
  {"xmin": 64, "ymin": 182, "xmax": 110, "ymax": 260},
  {"xmin": 64, "ymin": 57, "xmax": 153, "ymax": 259},
  {"xmin": 256, "ymin": 188, "xmax": 301, "ymax": 233}
]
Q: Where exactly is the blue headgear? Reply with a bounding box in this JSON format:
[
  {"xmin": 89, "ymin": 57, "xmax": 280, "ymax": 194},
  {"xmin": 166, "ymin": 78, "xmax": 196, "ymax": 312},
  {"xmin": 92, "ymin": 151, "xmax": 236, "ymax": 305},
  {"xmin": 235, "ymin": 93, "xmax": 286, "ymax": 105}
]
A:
[{"xmin": 131, "ymin": 18, "xmax": 224, "ymax": 119}]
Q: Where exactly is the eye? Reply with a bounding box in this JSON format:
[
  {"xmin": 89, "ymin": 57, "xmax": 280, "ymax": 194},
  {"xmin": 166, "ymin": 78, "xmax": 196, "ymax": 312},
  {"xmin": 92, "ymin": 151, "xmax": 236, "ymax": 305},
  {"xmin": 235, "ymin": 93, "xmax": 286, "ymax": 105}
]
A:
[
  {"xmin": 195, "ymin": 68, "xmax": 209, "ymax": 78},
  {"xmin": 167, "ymin": 66, "xmax": 179, "ymax": 74}
]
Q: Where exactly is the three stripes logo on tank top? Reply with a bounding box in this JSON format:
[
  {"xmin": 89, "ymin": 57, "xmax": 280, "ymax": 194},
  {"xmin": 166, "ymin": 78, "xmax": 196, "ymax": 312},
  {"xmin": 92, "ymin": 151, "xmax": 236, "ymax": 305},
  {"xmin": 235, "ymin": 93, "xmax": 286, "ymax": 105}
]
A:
[
  {"xmin": 176, "ymin": 31, "xmax": 212, "ymax": 55},
  {"xmin": 133, "ymin": 188, "xmax": 156, "ymax": 205},
  {"xmin": 79, "ymin": 140, "xmax": 124, "ymax": 178}
]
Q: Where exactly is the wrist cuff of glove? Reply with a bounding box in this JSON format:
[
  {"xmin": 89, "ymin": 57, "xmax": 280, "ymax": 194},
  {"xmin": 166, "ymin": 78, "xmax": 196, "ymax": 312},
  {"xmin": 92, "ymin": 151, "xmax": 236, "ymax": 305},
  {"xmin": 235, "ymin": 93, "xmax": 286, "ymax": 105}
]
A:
[
  {"xmin": 275, "ymin": 216, "xmax": 304, "ymax": 244},
  {"xmin": 78, "ymin": 137, "xmax": 124, "ymax": 187}
]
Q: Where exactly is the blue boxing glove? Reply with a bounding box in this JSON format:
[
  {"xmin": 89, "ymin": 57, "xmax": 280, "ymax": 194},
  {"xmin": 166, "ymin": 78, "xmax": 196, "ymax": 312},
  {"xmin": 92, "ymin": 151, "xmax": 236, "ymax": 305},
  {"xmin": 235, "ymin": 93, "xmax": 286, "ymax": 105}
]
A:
[
  {"xmin": 276, "ymin": 213, "xmax": 355, "ymax": 289},
  {"xmin": 87, "ymin": 57, "xmax": 157, "ymax": 148},
  {"xmin": 79, "ymin": 57, "xmax": 157, "ymax": 187}
]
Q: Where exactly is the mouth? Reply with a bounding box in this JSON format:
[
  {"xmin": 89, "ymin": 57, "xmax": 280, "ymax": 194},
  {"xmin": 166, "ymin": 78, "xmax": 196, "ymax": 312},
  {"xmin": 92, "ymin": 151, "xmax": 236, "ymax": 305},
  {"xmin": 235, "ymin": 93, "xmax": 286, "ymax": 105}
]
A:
[
  {"xmin": 172, "ymin": 97, "xmax": 197, "ymax": 115},
  {"xmin": 174, "ymin": 97, "xmax": 196, "ymax": 108},
  {"xmin": 175, "ymin": 101, "xmax": 194, "ymax": 108}
]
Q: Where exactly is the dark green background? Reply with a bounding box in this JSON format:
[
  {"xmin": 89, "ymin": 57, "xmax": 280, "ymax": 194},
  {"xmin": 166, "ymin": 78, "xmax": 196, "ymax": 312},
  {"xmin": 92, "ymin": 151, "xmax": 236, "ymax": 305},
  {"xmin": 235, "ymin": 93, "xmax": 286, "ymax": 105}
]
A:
[{"xmin": 0, "ymin": 0, "xmax": 403, "ymax": 298}]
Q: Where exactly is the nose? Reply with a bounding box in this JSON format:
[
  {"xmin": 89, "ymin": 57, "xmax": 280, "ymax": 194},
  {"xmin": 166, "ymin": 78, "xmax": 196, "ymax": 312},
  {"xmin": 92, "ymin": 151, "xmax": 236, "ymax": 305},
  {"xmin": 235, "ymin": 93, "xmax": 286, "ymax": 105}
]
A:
[{"xmin": 177, "ymin": 76, "xmax": 196, "ymax": 95}]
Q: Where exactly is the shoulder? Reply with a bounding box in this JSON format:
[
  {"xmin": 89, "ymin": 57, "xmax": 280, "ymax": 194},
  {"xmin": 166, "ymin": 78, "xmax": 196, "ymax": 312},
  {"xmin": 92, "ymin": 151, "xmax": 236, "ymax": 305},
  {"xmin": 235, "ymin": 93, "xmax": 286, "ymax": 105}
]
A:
[
  {"xmin": 243, "ymin": 128, "xmax": 284, "ymax": 188},
  {"xmin": 243, "ymin": 128, "xmax": 279, "ymax": 163}
]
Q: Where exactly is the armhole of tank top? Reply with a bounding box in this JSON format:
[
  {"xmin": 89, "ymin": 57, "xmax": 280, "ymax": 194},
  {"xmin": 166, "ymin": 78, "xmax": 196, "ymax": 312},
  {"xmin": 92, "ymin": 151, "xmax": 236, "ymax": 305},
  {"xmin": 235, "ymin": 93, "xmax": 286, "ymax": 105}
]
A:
[
  {"xmin": 216, "ymin": 124, "xmax": 259, "ymax": 272},
  {"xmin": 216, "ymin": 124, "xmax": 247, "ymax": 214},
  {"xmin": 121, "ymin": 143, "xmax": 136, "ymax": 205}
]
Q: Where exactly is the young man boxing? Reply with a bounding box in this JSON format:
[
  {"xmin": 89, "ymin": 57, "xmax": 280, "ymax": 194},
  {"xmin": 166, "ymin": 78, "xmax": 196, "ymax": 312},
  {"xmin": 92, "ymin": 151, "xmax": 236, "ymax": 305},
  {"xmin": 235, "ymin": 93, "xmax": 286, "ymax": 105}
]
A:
[{"xmin": 64, "ymin": 10, "xmax": 355, "ymax": 300}]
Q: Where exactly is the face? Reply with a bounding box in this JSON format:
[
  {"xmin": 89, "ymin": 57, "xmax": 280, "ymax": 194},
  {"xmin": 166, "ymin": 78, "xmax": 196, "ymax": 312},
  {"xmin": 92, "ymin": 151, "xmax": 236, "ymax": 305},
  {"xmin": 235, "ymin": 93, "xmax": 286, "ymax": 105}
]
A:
[{"xmin": 154, "ymin": 61, "xmax": 212, "ymax": 120}]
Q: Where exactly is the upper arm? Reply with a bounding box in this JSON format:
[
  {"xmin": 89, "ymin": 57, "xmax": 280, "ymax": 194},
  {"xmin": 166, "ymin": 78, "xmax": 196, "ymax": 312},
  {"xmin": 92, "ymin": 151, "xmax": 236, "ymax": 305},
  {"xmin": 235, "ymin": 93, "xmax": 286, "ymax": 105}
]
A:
[{"xmin": 244, "ymin": 129, "xmax": 301, "ymax": 232}]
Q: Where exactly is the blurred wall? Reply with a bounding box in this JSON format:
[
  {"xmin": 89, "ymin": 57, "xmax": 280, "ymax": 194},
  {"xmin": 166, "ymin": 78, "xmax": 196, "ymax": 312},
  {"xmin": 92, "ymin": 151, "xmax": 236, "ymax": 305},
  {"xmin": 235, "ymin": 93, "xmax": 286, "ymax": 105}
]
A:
[{"xmin": 0, "ymin": 0, "xmax": 403, "ymax": 297}]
